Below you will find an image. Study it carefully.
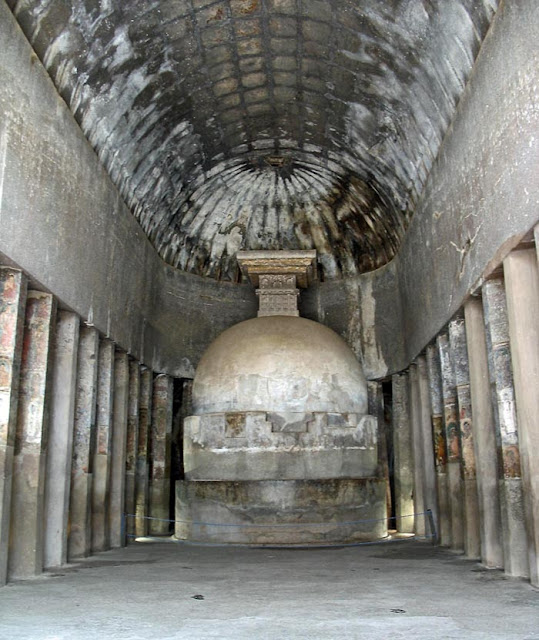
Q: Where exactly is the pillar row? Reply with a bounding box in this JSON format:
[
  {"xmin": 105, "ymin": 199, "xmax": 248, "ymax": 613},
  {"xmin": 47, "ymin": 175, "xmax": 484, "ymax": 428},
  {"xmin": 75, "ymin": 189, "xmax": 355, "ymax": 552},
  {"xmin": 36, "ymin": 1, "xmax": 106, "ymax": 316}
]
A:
[
  {"xmin": 8, "ymin": 291, "xmax": 56, "ymax": 580},
  {"xmin": 0, "ymin": 269, "xmax": 27, "ymax": 585},
  {"xmin": 0, "ymin": 264, "xmax": 176, "ymax": 583},
  {"xmin": 504, "ymin": 247, "xmax": 539, "ymax": 587}
]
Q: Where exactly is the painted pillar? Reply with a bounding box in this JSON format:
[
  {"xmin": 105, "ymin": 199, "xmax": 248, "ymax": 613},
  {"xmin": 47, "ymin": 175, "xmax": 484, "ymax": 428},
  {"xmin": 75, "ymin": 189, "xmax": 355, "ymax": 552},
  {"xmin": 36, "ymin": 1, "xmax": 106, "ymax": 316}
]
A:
[
  {"xmin": 149, "ymin": 374, "xmax": 173, "ymax": 536},
  {"xmin": 68, "ymin": 326, "xmax": 99, "ymax": 560},
  {"xmin": 391, "ymin": 372, "xmax": 414, "ymax": 533},
  {"xmin": 425, "ymin": 344, "xmax": 451, "ymax": 546},
  {"xmin": 43, "ymin": 311, "xmax": 79, "ymax": 569},
  {"xmin": 437, "ymin": 333, "xmax": 464, "ymax": 552},
  {"xmin": 482, "ymin": 277, "xmax": 528, "ymax": 578},
  {"xmin": 8, "ymin": 291, "xmax": 55, "ymax": 580},
  {"xmin": 0, "ymin": 269, "xmax": 27, "ymax": 585},
  {"xmin": 464, "ymin": 297, "xmax": 504, "ymax": 568},
  {"xmin": 135, "ymin": 367, "xmax": 153, "ymax": 537},
  {"xmin": 504, "ymin": 247, "xmax": 539, "ymax": 586},
  {"xmin": 417, "ymin": 355, "xmax": 438, "ymax": 539},
  {"xmin": 91, "ymin": 339, "xmax": 115, "ymax": 553},
  {"xmin": 109, "ymin": 351, "xmax": 129, "ymax": 548},
  {"xmin": 125, "ymin": 359, "xmax": 141, "ymax": 540},
  {"xmin": 448, "ymin": 317, "xmax": 481, "ymax": 560}
]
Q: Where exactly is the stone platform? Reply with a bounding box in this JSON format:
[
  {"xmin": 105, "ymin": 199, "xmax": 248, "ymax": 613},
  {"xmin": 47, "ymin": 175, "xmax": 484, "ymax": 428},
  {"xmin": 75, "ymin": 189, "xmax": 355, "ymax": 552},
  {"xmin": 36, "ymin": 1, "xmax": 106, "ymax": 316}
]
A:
[
  {"xmin": 175, "ymin": 477, "xmax": 387, "ymax": 545},
  {"xmin": 177, "ymin": 408, "xmax": 386, "ymax": 545}
]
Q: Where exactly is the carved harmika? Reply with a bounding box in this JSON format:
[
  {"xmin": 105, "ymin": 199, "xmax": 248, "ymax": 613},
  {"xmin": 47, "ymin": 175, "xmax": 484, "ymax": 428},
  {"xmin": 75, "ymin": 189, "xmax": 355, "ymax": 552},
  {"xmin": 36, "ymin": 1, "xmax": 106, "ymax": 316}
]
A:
[{"xmin": 257, "ymin": 274, "xmax": 299, "ymax": 317}]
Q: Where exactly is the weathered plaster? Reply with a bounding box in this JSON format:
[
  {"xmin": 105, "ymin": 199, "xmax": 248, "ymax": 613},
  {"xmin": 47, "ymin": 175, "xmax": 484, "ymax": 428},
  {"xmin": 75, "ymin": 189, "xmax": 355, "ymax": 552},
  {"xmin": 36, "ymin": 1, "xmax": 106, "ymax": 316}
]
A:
[{"xmin": 192, "ymin": 316, "xmax": 368, "ymax": 415}]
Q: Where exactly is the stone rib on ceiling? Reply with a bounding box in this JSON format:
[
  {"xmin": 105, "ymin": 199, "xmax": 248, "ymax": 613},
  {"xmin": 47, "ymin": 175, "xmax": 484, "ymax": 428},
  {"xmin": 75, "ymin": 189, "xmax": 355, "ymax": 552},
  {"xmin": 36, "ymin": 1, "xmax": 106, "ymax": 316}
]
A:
[{"xmin": 10, "ymin": 0, "xmax": 498, "ymax": 281}]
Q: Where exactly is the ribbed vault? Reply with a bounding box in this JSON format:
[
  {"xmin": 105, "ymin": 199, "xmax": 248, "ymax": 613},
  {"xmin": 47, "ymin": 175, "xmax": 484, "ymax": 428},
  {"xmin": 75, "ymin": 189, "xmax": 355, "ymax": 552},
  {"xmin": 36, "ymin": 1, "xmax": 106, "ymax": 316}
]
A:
[{"xmin": 9, "ymin": 0, "xmax": 498, "ymax": 280}]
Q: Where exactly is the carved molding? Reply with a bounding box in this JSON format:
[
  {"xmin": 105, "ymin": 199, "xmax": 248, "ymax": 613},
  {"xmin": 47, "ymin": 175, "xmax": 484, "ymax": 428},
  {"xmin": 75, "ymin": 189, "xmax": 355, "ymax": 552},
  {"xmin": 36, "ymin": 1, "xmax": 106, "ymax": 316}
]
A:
[
  {"xmin": 237, "ymin": 250, "xmax": 316, "ymax": 316},
  {"xmin": 237, "ymin": 250, "xmax": 317, "ymax": 288}
]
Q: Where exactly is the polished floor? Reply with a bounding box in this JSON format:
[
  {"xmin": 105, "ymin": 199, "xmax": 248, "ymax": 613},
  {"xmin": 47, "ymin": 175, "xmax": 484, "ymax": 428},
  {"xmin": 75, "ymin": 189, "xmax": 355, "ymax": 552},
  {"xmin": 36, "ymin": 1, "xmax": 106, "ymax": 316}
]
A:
[{"xmin": 1, "ymin": 539, "xmax": 538, "ymax": 640}]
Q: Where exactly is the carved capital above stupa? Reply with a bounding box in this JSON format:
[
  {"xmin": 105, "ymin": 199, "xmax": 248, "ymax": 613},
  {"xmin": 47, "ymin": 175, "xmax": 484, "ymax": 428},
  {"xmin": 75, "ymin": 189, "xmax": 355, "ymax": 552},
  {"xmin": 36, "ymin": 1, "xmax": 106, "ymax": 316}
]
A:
[
  {"xmin": 237, "ymin": 250, "xmax": 317, "ymax": 317},
  {"xmin": 236, "ymin": 250, "xmax": 317, "ymax": 288}
]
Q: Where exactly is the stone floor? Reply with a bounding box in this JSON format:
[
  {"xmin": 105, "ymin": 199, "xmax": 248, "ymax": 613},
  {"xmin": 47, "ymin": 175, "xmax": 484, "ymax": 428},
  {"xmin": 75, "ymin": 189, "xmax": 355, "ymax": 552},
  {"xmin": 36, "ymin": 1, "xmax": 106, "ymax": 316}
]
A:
[{"xmin": 1, "ymin": 539, "xmax": 538, "ymax": 640}]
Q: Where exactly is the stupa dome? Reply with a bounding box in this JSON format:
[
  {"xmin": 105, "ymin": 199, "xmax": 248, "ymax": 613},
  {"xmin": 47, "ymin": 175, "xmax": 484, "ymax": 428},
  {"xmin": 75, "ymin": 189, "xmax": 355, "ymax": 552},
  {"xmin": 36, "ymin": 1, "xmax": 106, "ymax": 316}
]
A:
[{"xmin": 192, "ymin": 315, "xmax": 368, "ymax": 415}]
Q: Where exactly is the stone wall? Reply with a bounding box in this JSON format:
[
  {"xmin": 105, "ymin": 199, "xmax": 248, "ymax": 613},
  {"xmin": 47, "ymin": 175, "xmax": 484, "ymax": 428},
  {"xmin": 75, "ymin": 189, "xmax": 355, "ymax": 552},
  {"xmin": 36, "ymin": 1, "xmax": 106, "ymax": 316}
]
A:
[{"xmin": 397, "ymin": 0, "xmax": 539, "ymax": 365}]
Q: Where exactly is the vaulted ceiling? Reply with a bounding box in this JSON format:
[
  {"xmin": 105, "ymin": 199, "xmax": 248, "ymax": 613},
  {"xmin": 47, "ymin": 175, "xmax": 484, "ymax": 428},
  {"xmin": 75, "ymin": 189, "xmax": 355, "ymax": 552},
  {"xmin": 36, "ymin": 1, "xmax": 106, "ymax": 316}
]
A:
[{"xmin": 10, "ymin": 0, "xmax": 498, "ymax": 281}]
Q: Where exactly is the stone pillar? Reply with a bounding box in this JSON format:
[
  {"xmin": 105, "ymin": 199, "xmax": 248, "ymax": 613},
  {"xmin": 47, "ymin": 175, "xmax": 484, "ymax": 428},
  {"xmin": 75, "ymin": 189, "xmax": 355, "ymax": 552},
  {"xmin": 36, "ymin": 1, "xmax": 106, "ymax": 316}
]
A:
[
  {"xmin": 109, "ymin": 351, "xmax": 129, "ymax": 548},
  {"xmin": 464, "ymin": 297, "xmax": 504, "ymax": 568},
  {"xmin": 408, "ymin": 364, "xmax": 426, "ymax": 536},
  {"xmin": 391, "ymin": 372, "xmax": 414, "ymax": 534},
  {"xmin": 437, "ymin": 333, "xmax": 464, "ymax": 552},
  {"xmin": 0, "ymin": 269, "xmax": 27, "ymax": 585},
  {"xmin": 91, "ymin": 339, "xmax": 115, "ymax": 553},
  {"xmin": 448, "ymin": 317, "xmax": 481, "ymax": 560},
  {"xmin": 149, "ymin": 374, "xmax": 173, "ymax": 536},
  {"xmin": 68, "ymin": 326, "xmax": 99, "ymax": 560},
  {"xmin": 135, "ymin": 367, "xmax": 152, "ymax": 537},
  {"xmin": 483, "ymin": 277, "xmax": 529, "ymax": 578},
  {"xmin": 8, "ymin": 291, "xmax": 55, "ymax": 580},
  {"xmin": 425, "ymin": 344, "xmax": 451, "ymax": 546},
  {"xmin": 43, "ymin": 311, "xmax": 79, "ymax": 569},
  {"xmin": 125, "ymin": 359, "xmax": 141, "ymax": 540},
  {"xmin": 504, "ymin": 248, "xmax": 539, "ymax": 586},
  {"xmin": 368, "ymin": 381, "xmax": 390, "ymax": 519},
  {"xmin": 416, "ymin": 356, "xmax": 438, "ymax": 539}
]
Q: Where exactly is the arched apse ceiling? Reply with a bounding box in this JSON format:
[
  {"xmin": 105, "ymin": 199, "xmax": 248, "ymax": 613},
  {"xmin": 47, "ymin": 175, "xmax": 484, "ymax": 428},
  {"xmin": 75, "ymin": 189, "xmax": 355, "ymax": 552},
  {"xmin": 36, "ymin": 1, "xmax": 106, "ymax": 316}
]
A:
[{"xmin": 9, "ymin": 0, "xmax": 498, "ymax": 281}]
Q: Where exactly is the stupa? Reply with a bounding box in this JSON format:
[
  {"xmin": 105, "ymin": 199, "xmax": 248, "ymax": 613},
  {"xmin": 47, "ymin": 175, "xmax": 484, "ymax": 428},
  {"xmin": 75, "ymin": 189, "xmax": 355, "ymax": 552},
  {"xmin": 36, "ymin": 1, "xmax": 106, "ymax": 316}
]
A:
[{"xmin": 175, "ymin": 251, "xmax": 387, "ymax": 545}]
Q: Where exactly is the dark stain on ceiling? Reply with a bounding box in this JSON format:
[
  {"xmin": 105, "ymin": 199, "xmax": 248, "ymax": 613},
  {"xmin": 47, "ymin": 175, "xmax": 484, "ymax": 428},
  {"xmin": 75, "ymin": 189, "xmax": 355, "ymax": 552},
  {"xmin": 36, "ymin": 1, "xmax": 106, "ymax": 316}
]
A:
[{"xmin": 9, "ymin": 0, "xmax": 498, "ymax": 281}]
